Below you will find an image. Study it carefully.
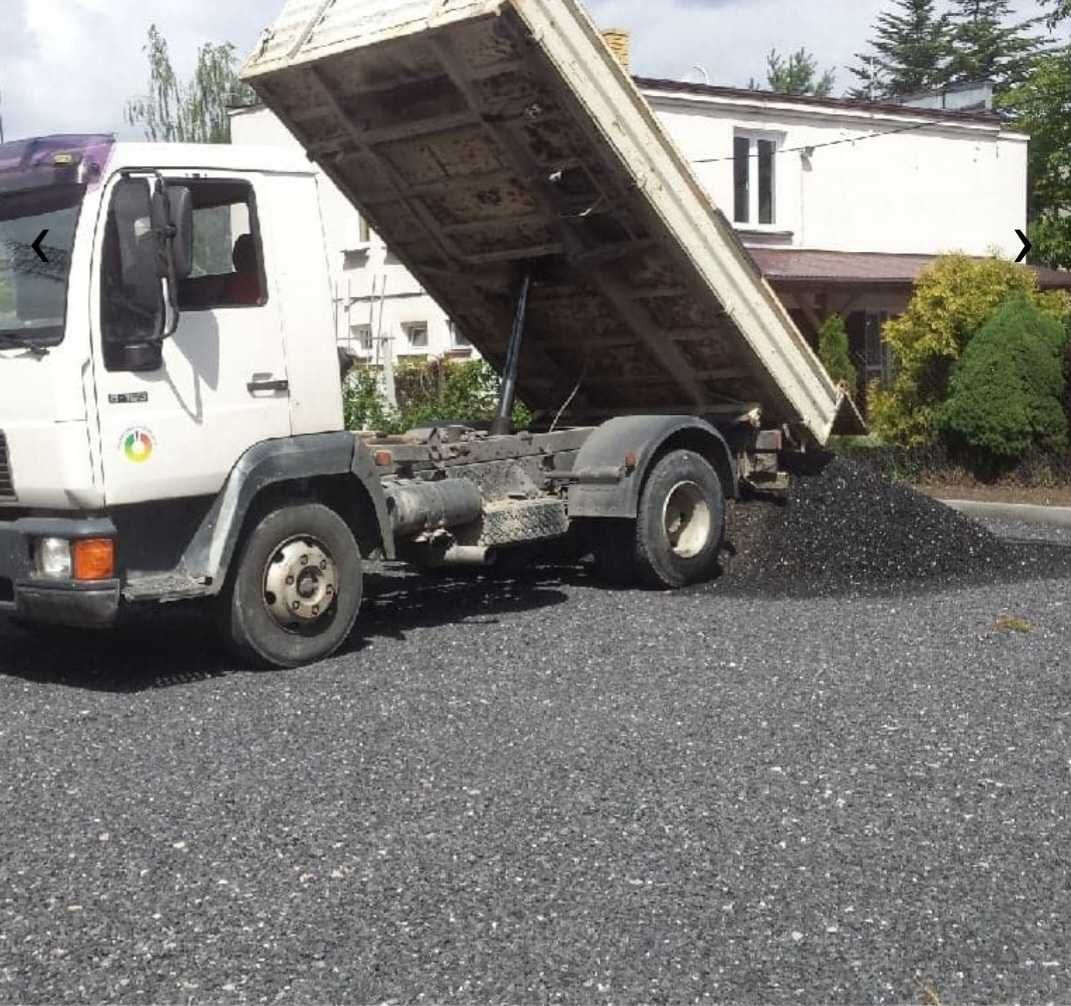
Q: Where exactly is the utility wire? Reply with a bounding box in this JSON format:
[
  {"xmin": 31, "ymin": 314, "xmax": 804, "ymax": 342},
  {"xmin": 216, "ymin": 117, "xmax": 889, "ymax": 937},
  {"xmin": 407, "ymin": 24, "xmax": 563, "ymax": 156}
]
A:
[{"xmin": 693, "ymin": 118, "xmax": 955, "ymax": 164}]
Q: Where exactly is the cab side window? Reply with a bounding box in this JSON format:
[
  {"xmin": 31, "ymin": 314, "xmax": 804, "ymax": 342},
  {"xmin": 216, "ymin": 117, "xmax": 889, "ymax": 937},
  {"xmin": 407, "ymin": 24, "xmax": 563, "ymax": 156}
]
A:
[{"xmin": 177, "ymin": 180, "xmax": 266, "ymax": 311}]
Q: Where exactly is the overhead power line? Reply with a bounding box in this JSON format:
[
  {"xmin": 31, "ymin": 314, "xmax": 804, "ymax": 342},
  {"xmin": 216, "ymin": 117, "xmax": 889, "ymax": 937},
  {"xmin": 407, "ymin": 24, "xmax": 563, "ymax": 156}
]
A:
[{"xmin": 693, "ymin": 119, "xmax": 956, "ymax": 164}]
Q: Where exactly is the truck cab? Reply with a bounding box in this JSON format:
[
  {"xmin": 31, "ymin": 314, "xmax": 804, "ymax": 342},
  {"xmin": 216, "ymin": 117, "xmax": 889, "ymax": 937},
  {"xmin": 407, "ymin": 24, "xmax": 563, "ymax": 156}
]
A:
[{"xmin": 0, "ymin": 134, "xmax": 349, "ymax": 630}]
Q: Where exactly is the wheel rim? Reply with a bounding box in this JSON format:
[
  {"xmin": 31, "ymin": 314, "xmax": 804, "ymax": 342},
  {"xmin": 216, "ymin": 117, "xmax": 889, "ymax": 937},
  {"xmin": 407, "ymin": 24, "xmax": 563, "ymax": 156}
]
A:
[
  {"xmin": 662, "ymin": 481, "xmax": 712, "ymax": 559},
  {"xmin": 262, "ymin": 535, "xmax": 340, "ymax": 632}
]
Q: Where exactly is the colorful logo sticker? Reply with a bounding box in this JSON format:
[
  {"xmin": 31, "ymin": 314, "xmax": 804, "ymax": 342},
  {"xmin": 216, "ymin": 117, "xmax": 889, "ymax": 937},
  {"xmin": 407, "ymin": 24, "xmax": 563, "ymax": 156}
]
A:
[{"xmin": 121, "ymin": 428, "xmax": 155, "ymax": 464}]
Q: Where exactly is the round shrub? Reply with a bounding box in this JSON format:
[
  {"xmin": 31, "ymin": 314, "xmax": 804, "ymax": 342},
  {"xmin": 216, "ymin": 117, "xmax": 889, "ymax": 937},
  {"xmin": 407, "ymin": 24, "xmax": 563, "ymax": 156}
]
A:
[
  {"xmin": 939, "ymin": 298, "xmax": 1068, "ymax": 467},
  {"xmin": 870, "ymin": 253, "xmax": 1070, "ymax": 446}
]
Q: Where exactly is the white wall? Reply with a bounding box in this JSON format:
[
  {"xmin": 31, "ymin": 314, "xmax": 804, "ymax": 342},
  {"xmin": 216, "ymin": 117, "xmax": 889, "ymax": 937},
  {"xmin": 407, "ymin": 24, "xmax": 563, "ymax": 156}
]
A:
[
  {"xmin": 649, "ymin": 90, "xmax": 1028, "ymax": 259},
  {"xmin": 230, "ymin": 88, "xmax": 1030, "ymax": 359}
]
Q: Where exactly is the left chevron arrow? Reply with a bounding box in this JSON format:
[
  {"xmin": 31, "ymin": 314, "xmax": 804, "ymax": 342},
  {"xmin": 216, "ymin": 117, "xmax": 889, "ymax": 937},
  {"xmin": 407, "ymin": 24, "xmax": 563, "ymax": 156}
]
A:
[{"xmin": 31, "ymin": 230, "xmax": 48, "ymax": 263}]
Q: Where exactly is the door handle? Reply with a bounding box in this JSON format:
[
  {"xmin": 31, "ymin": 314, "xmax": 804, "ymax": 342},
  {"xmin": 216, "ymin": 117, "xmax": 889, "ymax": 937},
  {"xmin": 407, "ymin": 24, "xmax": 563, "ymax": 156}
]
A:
[{"xmin": 247, "ymin": 378, "xmax": 289, "ymax": 394}]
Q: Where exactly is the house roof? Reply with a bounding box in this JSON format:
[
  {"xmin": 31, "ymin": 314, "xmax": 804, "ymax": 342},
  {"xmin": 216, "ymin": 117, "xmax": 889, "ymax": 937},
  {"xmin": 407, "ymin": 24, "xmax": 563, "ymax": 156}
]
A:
[
  {"xmin": 635, "ymin": 76, "xmax": 1006, "ymax": 127},
  {"xmin": 748, "ymin": 248, "xmax": 1071, "ymax": 290}
]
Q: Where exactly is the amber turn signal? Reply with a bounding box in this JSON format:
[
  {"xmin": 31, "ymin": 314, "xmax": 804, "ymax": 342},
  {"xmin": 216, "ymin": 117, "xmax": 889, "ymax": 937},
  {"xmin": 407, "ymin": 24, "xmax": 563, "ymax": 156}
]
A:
[{"xmin": 72, "ymin": 539, "xmax": 116, "ymax": 582}]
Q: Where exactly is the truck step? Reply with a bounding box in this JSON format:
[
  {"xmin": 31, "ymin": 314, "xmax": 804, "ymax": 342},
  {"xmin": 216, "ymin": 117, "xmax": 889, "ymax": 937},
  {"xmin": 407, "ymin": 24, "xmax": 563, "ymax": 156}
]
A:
[{"xmin": 466, "ymin": 498, "xmax": 570, "ymax": 548}]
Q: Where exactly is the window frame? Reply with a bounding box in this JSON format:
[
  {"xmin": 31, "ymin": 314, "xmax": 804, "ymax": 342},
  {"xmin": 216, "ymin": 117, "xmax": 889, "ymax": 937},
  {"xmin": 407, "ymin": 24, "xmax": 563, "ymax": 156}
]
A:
[
  {"xmin": 403, "ymin": 321, "xmax": 429, "ymax": 350},
  {"xmin": 174, "ymin": 177, "xmax": 269, "ymax": 313},
  {"xmin": 732, "ymin": 130, "xmax": 782, "ymax": 229},
  {"xmin": 350, "ymin": 323, "xmax": 374, "ymax": 354},
  {"xmin": 449, "ymin": 319, "xmax": 471, "ymax": 349}
]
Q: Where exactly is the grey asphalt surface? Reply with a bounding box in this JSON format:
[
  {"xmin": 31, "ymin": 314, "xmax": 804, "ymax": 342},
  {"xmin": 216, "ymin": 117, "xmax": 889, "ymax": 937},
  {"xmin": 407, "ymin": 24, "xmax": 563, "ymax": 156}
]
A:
[{"xmin": 1, "ymin": 534, "xmax": 1070, "ymax": 1003}]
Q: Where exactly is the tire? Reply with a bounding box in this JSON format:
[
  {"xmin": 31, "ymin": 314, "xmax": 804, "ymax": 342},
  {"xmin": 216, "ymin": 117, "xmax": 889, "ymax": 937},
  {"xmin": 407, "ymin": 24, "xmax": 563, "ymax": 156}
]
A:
[
  {"xmin": 219, "ymin": 502, "xmax": 363, "ymax": 669},
  {"xmin": 635, "ymin": 450, "xmax": 725, "ymax": 589},
  {"xmin": 590, "ymin": 450, "xmax": 726, "ymax": 589}
]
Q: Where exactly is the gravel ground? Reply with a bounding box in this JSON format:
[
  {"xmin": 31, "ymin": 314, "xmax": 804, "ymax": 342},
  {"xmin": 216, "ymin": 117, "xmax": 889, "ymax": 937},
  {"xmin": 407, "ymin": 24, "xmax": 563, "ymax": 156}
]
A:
[
  {"xmin": 976, "ymin": 515, "xmax": 1071, "ymax": 547},
  {"xmin": 1, "ymin": 525, "xmax": 1070, "ymax": 1004}
]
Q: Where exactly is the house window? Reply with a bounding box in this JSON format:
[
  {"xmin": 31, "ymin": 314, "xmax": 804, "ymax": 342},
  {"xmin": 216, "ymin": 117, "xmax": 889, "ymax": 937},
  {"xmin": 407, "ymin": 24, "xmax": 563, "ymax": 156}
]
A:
[
  {"xmin": 403, "ymin": 322, "xmax": 428, "ymax": 350},
  {"xmin": 351, "ymin": 324, "xmax": 373, "ymax": 353},
  {"xmin": 864, "ymin": 312, "xmax": 897, "ymax": 386},
  {"xmin": 358, "ymin": 215, "xmax": 371, "ymax": 244},
  {"xmin": 450, "ymin": 320, "xmax": 471, "ymax": 348},
  {"xmin": 733, "ymin": 133, "xmax": 778, "ymax": 226}
]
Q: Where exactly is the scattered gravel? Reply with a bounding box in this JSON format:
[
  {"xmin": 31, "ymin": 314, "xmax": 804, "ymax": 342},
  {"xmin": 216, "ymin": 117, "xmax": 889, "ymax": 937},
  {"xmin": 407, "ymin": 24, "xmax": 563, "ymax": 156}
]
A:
[
  {"xmin": 724, "ymin": 458, "xmax": 1013, "ymax": 595},
  {"xmin": 1, "ymin": 470, "xmax": 1071, "ymax": 1003},
  {"xmin": 976, "ymin": 515, "xmax": 1071, "ymax": 547}
]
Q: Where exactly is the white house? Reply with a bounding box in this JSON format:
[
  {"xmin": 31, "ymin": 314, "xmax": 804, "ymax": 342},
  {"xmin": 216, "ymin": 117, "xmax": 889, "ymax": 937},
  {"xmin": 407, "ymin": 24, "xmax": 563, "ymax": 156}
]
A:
[{"xmin": 230, "ymin": 36, "xmax": 1068, "ymax": 403}]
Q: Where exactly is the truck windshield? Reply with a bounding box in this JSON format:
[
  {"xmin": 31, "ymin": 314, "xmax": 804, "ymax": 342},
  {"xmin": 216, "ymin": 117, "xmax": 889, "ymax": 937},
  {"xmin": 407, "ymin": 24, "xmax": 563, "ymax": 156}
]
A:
[{"xmin": 0, "ymin": 183, "xmax": 83, "ymax": 349}]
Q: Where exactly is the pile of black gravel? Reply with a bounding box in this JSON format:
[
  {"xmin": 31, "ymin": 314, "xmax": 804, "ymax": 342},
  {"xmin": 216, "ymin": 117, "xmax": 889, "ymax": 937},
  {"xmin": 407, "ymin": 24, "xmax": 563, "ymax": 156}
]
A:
[{"xmin": 723, "ymin": 457, "xmax": 1010, "ymax": 593}]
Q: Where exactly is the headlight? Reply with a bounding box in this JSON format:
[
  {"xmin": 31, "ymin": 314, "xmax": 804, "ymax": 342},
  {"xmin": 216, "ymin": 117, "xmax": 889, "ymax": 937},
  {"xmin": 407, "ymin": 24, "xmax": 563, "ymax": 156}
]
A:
[{"xmin": 35, "ymin": 537, "xmax": 72, "ymax": 579}]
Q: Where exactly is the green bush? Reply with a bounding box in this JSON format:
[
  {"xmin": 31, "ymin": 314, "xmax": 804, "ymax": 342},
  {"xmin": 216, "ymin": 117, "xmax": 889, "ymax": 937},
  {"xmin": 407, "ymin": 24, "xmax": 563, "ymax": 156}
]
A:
[
  {"xmin": 342, "ymin": 368, "xmax": 398, "ymax": 433},
  {"xmin": 343, "ymin": 359, "xmax": 532, "ymax": 435},
  {"xmin": 817, "ymin": 313, "xmax": 857, "ymax": 391},
  {"xmin": 869, "ymin": 253, "xmax": 1070, "ymax": 446},
  {"xmin": 939, "ymin": 298, "xmax": 1068, "ymax": 468}
]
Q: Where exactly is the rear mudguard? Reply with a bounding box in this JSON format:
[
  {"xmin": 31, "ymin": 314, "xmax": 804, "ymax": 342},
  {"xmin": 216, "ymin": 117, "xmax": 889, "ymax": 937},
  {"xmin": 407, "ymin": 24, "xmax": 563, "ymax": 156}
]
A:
[{"xmin": 567, "ymin": 416, "xmax": 737, "ymax": 520}]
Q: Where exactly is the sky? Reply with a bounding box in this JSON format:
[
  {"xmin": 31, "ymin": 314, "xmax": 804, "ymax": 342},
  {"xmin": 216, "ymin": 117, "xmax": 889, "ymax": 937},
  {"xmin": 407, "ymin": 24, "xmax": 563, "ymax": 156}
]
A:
[{"xmin": 0, "ymin": 0, "xmax": 1060, "ymax": 143}]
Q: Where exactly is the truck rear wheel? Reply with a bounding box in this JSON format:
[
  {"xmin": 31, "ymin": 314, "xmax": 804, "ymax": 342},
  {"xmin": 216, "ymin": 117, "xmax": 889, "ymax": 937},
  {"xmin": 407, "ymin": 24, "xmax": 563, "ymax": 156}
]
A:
[
  {"xmin": 220, "ymin": 502, "xmax": 363, "ymax": 669},
  {"xmin": 591, "ymin": 449, "xmax": 725, "ymax": 589}
]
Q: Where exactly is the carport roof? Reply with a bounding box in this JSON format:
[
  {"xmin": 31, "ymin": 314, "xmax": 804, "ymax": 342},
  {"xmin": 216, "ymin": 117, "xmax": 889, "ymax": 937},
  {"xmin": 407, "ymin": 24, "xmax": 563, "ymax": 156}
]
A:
[{"xmin": 749, "ymin": 248, "xmax": 1071, "ymax": 290}]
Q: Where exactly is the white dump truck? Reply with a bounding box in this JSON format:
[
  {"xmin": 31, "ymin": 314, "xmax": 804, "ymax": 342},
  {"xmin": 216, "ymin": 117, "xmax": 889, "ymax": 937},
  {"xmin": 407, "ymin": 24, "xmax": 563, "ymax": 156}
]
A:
[{"xmin": 0, "ymin": 0, "xmax": 860, "ymax": 667}]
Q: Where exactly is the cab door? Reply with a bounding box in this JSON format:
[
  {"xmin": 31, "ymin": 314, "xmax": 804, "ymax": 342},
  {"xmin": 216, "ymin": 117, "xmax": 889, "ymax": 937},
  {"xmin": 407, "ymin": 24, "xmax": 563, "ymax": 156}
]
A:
[{"xmin": 94, "ymin": 173, "xmax": 291, "ymax": 506}]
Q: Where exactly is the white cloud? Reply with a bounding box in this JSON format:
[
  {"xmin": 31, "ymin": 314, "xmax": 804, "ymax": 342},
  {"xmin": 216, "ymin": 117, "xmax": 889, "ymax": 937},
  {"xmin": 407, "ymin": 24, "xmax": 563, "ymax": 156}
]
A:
[
  {"xmin": 0, "ymin": 0, "xmax": 269, "ymax": 142},
  {"xmin": 0, "ymin": 0, "xmax": 1057, "ymax": 142}
]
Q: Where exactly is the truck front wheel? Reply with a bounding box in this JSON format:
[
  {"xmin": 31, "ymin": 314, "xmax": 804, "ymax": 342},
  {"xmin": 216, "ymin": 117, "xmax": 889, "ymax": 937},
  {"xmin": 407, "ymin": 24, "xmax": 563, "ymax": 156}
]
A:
[{"xmin": 220, "ymin": 503, "xmax": 363, "ymax": 669}]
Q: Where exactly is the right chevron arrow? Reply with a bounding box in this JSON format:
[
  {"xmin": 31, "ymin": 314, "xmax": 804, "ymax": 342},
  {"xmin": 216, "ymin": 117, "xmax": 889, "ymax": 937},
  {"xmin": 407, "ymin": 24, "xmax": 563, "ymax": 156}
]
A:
[{"xmin": 1015, "ymin": 228, "xmax": 1032, "ymax": 264}]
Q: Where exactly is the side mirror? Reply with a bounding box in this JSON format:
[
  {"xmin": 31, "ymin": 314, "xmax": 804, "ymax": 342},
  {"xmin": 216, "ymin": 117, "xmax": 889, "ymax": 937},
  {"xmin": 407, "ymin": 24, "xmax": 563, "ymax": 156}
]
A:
[
  {"xmin": 167, "ymin": 186, "xmax": 194, "ymax": 280},
  {"xmin": 112, "ymin": 178, "xmax": 164, "ymax": 328},
  {"xmin": 151, "ymin": 183, "xmax": 194, "ymax": 280}
]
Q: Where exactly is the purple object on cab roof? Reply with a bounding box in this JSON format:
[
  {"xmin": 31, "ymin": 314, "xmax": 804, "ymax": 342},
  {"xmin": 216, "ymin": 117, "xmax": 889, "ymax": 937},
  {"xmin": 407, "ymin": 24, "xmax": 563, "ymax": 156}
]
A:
[{"xmin": 0, "ymin": 133, "xmax": 115, "ymax": 191}]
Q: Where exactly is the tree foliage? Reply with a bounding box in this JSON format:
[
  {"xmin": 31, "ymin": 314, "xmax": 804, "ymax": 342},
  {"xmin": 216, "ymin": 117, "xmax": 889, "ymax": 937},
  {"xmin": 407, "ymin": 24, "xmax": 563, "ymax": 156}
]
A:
[
  {"xmin": 125, "ymin": 24, "xmax": 255, "ymax": 144},
  {"xmin": 817, "ymin": 314, "xmax": 858, "ymax": 391},
  {"xmin": 750, "ymin": 48, "xmax": 836, "ymax": 97},
  {"xmin": 1040, "ymin": 0, "xmax": 1071, "ymax": 27},
  {"xmin": 939, "ymin": 298, "xmax": 1068, "ymax": 463},
  {"xmin": 849, "ymin": 0, "xmax": 950, "ymax": 99},
  {"xmin": 849, "ymin": 0, "xmax": 1050, "ymax": 100},
  {"xmin": 869, "ymin": 254, "xmax": 1070, "ymax": 446},
  {"xmin": 1001, "ymin": 48, "xmax": 1071, "ymax": 269},
  {"xmin": 343, "ymin": 359, "xmax": 532, "ymax": 435},
  {"xmin": 943, "ymin": 0, "xmax": 1051, "ymax": 93}
]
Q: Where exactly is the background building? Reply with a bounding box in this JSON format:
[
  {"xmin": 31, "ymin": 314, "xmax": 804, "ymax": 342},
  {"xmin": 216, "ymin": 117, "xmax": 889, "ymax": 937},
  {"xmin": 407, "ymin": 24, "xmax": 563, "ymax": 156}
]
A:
[{"xmin": 230, "ymin": 36, "xmax": 1067, "ymax": 402}]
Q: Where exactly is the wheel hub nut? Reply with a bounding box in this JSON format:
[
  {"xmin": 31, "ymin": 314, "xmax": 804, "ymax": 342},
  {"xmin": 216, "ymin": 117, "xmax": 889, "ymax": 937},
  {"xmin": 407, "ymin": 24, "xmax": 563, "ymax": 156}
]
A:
[{"xmin": 264, "ymin": 537, "xmax": 340, "ymax": 628}]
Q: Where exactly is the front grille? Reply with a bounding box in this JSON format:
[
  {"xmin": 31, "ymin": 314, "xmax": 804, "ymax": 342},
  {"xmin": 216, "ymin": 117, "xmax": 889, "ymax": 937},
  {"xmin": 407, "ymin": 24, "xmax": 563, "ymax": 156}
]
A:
[{"xmin": 0, "ymin": 431, "xmax": 14, "ymax": 500}]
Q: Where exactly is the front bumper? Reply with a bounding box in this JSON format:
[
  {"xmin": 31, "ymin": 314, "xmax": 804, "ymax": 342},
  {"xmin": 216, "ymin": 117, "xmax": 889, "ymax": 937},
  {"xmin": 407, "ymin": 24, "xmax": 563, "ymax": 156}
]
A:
[{"xmin": 0, "ymin": 516, "xmax": 120, "ymax": 628}]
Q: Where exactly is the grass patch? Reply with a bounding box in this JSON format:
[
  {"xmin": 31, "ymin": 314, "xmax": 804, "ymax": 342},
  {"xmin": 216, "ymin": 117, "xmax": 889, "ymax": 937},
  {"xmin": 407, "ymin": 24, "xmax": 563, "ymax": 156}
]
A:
[
  {"xmin": 914, "ymin": 979, "xmax": 943, "ymax": 1006},
  {"xmin": 993, "ymin": 614, "xmax": 1035, "ymax": 634}
]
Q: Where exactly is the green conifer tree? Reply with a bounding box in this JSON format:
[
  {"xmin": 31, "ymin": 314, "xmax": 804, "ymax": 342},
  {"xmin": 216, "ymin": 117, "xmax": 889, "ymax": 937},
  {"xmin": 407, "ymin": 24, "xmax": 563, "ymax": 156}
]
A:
[
  {"xmin": 943, "ymin": 0, "xmax": 1051, "ymax": 92},
  {"xmin": 850, "ymin": 0, "xmax": 951, "ymax": 99},
  {"xmin": 749, "ymin": 48, "xmax": 836, "ymax": 98},
  {"xmin": 817, "ymin": 314, "xmax": 858, "ymax": 392}
]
